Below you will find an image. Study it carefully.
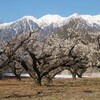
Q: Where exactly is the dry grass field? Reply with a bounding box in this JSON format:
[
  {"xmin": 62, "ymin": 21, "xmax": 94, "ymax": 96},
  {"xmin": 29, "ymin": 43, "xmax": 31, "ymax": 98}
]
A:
[{"xmin": 0, "ymin": 77, "xmax": 100, "ymax": 100}]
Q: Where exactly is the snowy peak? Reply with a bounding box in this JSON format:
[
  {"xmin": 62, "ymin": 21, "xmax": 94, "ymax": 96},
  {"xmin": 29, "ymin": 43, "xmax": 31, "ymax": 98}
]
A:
[
  {"xmin": 67, "ymin": 13, "xmax": 100, "ymax": 26},
  {"xmin": 38, "ymin": 14, "xmax": 66, "ymax": 25},
  {"xmin": 68, "ymin": 13, "xmax": 81, "ymax": 19},
  {"xmin": 81, "ymin": 15, "xmax": 100, "ymax": 25},
  {"xmin": 19, "ymin": 16, "xmax": 38, "ymax": 23}
]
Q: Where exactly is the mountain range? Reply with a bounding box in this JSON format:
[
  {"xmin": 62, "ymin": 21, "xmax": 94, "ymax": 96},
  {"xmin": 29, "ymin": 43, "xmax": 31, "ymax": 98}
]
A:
[{"xmin": 0, "ymin": 13, "xmax": 100, "ymax": 40}]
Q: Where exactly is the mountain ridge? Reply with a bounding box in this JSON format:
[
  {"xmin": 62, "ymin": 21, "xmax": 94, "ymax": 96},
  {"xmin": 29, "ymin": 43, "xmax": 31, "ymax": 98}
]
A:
[
  {"xmin": 0, "ymin": 13, "xmax": 100, "ymax": 40},
  {"xmin": 1, "ymin": 13, "xmax": 100, "ymax": 28}
]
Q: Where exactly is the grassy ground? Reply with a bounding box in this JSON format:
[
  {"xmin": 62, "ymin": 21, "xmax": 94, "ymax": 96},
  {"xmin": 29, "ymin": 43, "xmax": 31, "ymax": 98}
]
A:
[{"xmin": 0, "ymin": 77, "xmax": 100, "ymax": 100}]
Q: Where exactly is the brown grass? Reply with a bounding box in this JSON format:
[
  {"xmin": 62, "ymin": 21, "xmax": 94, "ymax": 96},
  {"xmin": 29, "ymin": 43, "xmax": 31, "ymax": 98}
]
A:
[{"xmin": 0, "ymin": 77, "xmax": 100, "ymax": 100}]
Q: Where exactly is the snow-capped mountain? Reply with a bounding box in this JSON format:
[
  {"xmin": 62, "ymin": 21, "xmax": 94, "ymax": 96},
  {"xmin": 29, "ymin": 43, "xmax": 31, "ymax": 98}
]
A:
[
  {"xmin": 0, "ymin": 16, "xmax": 39, "ymax": 40},
  {"xmin": 66, "ymin": 13, "xmax": 100, "ymax": 32},
  {"xmin": 1, "ymin": 13, "xmax": 100, "ymax": 40}
]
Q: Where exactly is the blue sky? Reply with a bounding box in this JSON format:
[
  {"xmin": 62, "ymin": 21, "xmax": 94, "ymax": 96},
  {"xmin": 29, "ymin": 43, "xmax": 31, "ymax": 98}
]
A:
[{"xmin": 0, "ymin": 0, "xmax": 100, "ymax": 22}]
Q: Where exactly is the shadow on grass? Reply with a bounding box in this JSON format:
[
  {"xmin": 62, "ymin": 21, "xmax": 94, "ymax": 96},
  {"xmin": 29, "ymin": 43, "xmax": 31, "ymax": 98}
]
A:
[
  {"xmin": 83, "ymin": 90, "xmax": 94, "ymax": 93},
  {"xmin": 2, "ymin": 91, "xmax": 47, "ymax": 99},
  {"xmin": 44, "ymin": 82, "xmax": 68, "ymax": 87},
  {"xmin": 2, "ymin": 93, "xmax": 35, "ymax": 99}
]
